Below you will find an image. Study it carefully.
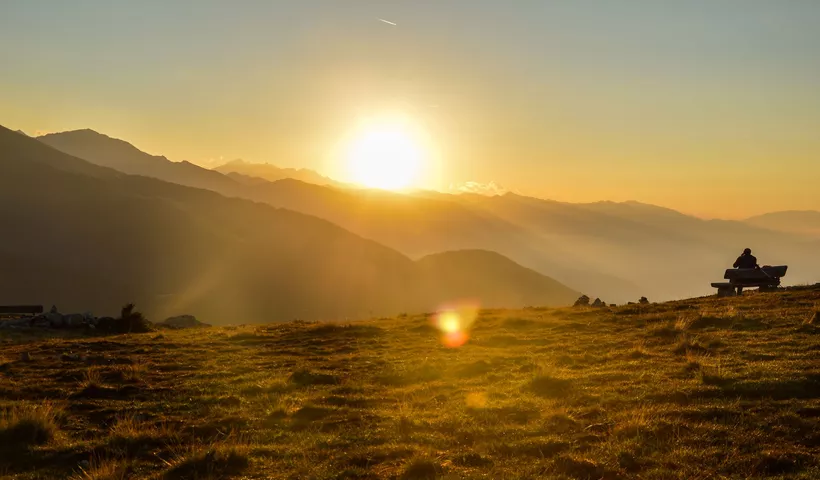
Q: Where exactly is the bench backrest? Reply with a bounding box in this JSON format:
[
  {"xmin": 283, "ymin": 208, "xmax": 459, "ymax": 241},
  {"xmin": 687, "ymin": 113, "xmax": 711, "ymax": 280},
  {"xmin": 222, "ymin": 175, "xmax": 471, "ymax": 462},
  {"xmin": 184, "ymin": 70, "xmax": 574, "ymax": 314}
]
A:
[
  {"xmin": 0, "ymin": 305, "xmax": 44, "ymax": 315},
  {"xmin": 724, "ymin": 265, "xmax": 788, "ymax": 281}
]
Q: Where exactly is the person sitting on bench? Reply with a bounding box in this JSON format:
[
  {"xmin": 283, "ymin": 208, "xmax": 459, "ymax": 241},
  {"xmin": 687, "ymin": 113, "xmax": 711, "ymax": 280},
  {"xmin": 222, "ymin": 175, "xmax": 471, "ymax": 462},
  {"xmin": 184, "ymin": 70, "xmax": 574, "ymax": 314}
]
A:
[{"xmin": 733, "ymin": 248, "xmax": 759, "ymax": 269}]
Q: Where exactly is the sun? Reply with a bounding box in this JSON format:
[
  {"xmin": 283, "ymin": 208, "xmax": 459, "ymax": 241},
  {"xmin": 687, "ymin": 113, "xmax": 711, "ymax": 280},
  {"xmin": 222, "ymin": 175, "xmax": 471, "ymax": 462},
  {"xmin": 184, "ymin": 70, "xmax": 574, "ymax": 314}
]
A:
[{"xmin": 345, "ymin": 122, "xmax": 425, "ymax": 190}]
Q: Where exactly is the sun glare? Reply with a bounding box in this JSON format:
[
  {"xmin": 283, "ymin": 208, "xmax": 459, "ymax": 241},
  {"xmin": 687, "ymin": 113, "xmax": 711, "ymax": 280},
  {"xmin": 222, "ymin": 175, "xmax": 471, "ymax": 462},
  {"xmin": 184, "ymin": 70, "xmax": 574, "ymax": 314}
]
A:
[{"xmin": 345, "ymin": 121, "xmax": 426, "ymax": 190}]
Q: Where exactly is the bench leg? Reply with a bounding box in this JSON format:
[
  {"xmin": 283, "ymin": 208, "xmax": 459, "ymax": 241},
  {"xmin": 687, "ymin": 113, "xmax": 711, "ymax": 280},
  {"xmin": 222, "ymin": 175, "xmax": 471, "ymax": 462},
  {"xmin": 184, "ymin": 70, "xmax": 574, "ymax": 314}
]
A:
[
  {"xmin": 736, "ymin": 286, "xmax": 743, "ymax": 296},
  {"xmin": 717, "ymin": 286, "xmax": 734, "ymax": 297}
]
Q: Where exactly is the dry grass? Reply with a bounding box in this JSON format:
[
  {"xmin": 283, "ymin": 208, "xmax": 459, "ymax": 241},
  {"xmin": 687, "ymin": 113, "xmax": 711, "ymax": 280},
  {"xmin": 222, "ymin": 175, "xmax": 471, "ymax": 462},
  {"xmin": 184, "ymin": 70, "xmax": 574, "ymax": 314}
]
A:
[
  {"xmin": 1, "ymin": 287, "xmax": 820, "ymax": 478},
  {"xmin": 0, "ymin": 403, "xmax": 60, "ymax": 450}
]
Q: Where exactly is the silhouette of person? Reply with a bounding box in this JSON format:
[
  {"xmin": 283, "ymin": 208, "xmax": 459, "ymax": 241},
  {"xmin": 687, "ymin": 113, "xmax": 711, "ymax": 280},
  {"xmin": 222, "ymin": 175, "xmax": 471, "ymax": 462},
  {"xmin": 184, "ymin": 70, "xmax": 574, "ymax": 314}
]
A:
[{"xmin": 733, "ymin": 248, "xmax": 758, "ymax": 269}]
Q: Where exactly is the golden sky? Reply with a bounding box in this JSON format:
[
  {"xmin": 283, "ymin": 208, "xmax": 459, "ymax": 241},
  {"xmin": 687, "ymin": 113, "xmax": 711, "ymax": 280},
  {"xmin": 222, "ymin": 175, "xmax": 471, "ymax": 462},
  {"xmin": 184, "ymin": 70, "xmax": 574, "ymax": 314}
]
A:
[{"xmin": 2, "ymin": 1, "xmax": 819, "ymax": 218}]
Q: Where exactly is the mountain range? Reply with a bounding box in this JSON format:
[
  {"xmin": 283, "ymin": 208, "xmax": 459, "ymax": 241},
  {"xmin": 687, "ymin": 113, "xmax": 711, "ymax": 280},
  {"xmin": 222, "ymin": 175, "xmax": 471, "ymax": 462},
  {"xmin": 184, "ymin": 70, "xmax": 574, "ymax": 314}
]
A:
[
  {"xmin": 1, "ymin": 125, "xmax": 581, "ymax": 323},
  {"xmin": 35, "ymin": 129, "xmax": 820, "ymax": 303},
  {"xmin": 214, "ymin": 158, "xmax": 346, "ymax": 188}
]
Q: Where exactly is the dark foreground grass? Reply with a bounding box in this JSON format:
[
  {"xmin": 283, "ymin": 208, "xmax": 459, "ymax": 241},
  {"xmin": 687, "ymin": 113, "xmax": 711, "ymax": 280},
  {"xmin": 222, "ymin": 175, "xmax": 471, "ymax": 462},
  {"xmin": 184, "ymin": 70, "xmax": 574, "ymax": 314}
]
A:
[{"xmin": 2, "ymin": 287, "xmax": 820, "ymax": 478}]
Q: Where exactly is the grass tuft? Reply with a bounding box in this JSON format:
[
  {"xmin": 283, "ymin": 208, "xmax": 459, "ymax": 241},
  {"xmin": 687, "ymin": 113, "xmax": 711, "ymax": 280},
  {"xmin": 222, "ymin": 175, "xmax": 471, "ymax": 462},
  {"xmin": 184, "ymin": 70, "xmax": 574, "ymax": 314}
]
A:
[
  {"xmin": 164, "ymin": 444, "xmax": 249, "ymax": 480},
  {"xmin": 400, "ymin": 458, "xmax": 440, "ymax": 480},
  {"xmin": 0, "ymin": 404, "xmax": 60, "ymax": 449}
]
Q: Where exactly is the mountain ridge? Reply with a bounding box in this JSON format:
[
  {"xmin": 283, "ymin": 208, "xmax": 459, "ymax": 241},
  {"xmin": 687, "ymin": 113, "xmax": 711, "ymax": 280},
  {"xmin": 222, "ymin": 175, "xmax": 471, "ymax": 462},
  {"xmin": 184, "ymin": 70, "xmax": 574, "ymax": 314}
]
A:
[{"xmin": 3, "ymin": 125, "xmax": 580, "ymax": 322}]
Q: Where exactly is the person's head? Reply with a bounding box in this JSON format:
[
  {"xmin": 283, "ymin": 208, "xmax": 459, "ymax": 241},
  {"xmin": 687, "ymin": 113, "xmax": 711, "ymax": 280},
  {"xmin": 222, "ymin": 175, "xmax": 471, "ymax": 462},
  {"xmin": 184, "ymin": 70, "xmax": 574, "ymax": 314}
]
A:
[{"xmin": 743, "ymin": 248, "xmax": 752, "ymax": 255}]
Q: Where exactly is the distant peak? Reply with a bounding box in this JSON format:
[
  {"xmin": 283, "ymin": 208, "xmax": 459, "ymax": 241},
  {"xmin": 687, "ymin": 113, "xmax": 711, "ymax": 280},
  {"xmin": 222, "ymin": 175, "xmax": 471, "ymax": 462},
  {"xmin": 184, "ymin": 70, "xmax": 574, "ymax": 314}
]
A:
[{"xmin": 39, "ymin": 128, "xmax": 104, "ymax": 139}]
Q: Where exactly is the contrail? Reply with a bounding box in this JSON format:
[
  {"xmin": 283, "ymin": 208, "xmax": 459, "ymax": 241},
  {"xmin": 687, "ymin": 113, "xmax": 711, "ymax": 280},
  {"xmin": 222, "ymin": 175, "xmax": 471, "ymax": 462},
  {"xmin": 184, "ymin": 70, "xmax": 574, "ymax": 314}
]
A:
[{"xmin": 378, "ymin": 18, "xmax": 397, "ymax": 26}]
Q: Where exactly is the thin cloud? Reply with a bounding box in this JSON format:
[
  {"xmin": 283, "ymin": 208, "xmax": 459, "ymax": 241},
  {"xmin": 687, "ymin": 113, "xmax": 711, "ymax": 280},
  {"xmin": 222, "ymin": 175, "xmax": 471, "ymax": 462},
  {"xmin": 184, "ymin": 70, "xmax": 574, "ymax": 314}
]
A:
[
  {"xmin": 378, "ymin": 18, "xmax": 397, "ymax": 26},
  {"xmin": 448, "ymin": 181, "xmax": 507, "ymax": 196}
]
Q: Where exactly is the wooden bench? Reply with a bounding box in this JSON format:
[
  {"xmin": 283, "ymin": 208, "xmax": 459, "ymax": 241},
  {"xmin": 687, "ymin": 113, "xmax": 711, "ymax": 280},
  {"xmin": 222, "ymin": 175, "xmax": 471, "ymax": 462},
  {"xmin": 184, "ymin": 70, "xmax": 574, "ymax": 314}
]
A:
[
  {"xmin": 0, "ymin": 305, "xmax": 44, "ymax": 317},
  {"xmin": 711, "ymin": 266, "xmax": 787, "ymax": 297}
]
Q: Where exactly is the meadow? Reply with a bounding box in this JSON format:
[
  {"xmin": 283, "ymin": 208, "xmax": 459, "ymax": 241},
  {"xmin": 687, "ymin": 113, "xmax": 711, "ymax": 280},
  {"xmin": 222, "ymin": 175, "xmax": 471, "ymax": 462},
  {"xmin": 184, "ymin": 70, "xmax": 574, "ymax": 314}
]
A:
[{"xmin": 2, "ymin": 287, "xmax": 820, "ymax": 479}]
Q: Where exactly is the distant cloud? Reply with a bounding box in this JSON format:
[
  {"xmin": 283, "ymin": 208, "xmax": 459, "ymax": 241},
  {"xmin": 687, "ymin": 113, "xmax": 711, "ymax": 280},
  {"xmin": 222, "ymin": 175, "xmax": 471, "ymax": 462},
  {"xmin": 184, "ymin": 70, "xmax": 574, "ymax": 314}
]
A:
[
  {"xmin": 448, "ymin": 181, "xmax": 507, "ymax": 196},
  {"xmin": 378, "ymin": 18, "xmax": 397, "ymax": 26}
]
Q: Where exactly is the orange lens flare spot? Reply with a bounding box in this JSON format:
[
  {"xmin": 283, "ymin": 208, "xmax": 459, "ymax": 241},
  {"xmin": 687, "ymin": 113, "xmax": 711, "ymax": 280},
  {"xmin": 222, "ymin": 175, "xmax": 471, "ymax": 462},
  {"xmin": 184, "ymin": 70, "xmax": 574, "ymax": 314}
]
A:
[{"xmin": 432, "ymin": 302, "xmax": 480, "ymax": 348}]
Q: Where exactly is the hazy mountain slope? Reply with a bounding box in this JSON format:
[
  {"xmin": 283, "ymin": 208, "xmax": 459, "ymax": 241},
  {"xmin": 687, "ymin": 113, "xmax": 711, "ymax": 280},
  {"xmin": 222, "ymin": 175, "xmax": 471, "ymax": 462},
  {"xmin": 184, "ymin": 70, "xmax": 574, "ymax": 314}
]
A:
[
  {"xmin": 456, "ymin": 194, "xmax": 820, "ymax": 299},
  {"xmin": 416, "ymin": 250, "xmax": 580, "ymax": 307},
  {"xmin": 242, "ymin": 180, "xmax": 641, "ymax": 301},
  {"xmin": 38, "ymin": 130, "xmax": 241, "ymax": 193},
  {"xmin": 744, "ymin": 210, "xmax": 820, "ymax": 238},
  {"xmin": 215, "ymin": 159, "xmax": 345, "ymax": 188},
  {"xmin": 34, "ymin": 129, "xmax": 637, "ymax": 301},
  {"xmin": 2, "ymin": 125, "xmax": 578, "ymax": 321}
]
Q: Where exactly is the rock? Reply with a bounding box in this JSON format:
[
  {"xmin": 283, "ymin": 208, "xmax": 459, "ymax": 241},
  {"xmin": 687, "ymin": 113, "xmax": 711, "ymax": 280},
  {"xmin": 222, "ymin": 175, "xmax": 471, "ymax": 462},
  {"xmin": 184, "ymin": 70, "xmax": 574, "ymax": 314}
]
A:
[
  {"xmin": 609, "ymin": 304, "xmax": 617, "ymax": 307},
  {"xmin": 31, "ymin": 316, "xmax": 51, "ymax": 328},
  {"xmin": 64, "ymin": 313, "xmax": 86, "ymax": 328},
  {"xmin": 2, "ymin": 318, "xmax": 31, "ymax": 328},
  {"xmin": 61, "ymin": 353, "xmax": 81, "ymax": 362},
  {"xmin": 49, "ymin": 305, "xmax": 59, "ymax": 314},
  {"xmin": 161, "ymin": 315, "xmax": 210, "ymax": 329},
  {"xmin": 591, "ymin": 298, "xmax": 605, "ymax": 308},
  {"xmin": 639, "ymin": 297, "xmax": 649, "ymax": 305},
  {"xmin": 20, "ymin": 352, "xmax": 31, "ymax": 362},
  {"xmin": 46, "ymin": 312, "xmax": 64, "ymax": 328},
  {"xmin": 573, "ymin": 295, "xmax": 591, "ymax": 308}
]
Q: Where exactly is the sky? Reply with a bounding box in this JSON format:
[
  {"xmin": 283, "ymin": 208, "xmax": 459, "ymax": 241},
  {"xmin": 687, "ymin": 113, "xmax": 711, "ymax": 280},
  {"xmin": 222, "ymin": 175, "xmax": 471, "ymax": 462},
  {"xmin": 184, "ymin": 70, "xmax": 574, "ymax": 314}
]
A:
[{"xmin": 1, "ymin": 1, "xmax": 819, "ymax": 218}]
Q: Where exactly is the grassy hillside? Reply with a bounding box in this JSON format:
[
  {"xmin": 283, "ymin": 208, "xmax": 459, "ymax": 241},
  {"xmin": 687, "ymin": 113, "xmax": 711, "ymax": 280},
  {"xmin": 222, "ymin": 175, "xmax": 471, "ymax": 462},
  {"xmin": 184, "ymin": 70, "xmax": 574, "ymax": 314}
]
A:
[
  {"xmin": 1, "ymin": 126, "xmax": 578, "ymax": 322},
  {"xmin": 2, "ymin": 287, "xmax": 820, "ymax": 479}
]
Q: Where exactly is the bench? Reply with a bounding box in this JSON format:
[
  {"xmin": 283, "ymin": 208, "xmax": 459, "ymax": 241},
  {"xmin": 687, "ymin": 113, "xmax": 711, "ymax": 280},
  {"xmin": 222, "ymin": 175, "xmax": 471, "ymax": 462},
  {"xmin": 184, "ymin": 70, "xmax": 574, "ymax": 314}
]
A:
[
  {"xmin": 711, "ymin": 266, "xmax": 787, "ymax": 297},
  {"xmin": 0, "ymin": 305, "xmax": 44, "ymax": 317}
]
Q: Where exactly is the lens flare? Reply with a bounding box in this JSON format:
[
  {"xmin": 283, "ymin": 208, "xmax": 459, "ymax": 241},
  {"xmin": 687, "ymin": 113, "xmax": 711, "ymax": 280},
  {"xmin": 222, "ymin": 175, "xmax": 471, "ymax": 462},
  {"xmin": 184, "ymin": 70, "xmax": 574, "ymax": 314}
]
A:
[{"xmin": 432, "ymin": 302, "xmax": 479, "ymax": 348}]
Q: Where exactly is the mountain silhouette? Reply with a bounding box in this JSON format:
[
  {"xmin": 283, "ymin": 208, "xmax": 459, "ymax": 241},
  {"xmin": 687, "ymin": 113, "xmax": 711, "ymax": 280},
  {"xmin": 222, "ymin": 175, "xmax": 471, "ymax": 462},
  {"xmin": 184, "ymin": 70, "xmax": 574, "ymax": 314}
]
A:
[
  {"xmin": 215, "ymin": 158, "xmax": 346, "ymax": 188},
  {"xmin": 2, "ymin": 125, "xmax": 579, "ymax": 322},
  {"xmin": 36, "ymin": 129, "xmax": 639, "ymax": 300},
  {"xmin": 37, "ymin": 128, "xmax": 820, "ymax": 301}
]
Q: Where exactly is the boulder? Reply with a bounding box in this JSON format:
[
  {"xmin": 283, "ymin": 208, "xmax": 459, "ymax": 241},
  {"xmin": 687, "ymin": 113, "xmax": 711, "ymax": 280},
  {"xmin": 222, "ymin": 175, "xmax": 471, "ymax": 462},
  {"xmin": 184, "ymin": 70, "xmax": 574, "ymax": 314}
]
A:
[
  {"xmin": 573, "ymin": 295, "xmax": 590, "ymax": 307},
  {"xmin": 46, "ymin": 313, "xmax": 64, "ymax": 328},
  {"xmin": 64, "ymin": 313, "xmax": 86, "ymax": 328},
  {"xmin": 161, "ymin": 315, "xmax": 210, "ymax": 329},
  {"xmin": 31, "ymin": 316, "xmax": 51, "ymax": 328},
  {"xmin": 591, "ymin": 298, "xmax": 605, "ymax": 308},
  {"xmin": 1, "ymin": 318, "xmax": 31, "ymax": 328},
  {"xmin": 639, "ymin": 297, "xmax": 649, "ymax": 305}
]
